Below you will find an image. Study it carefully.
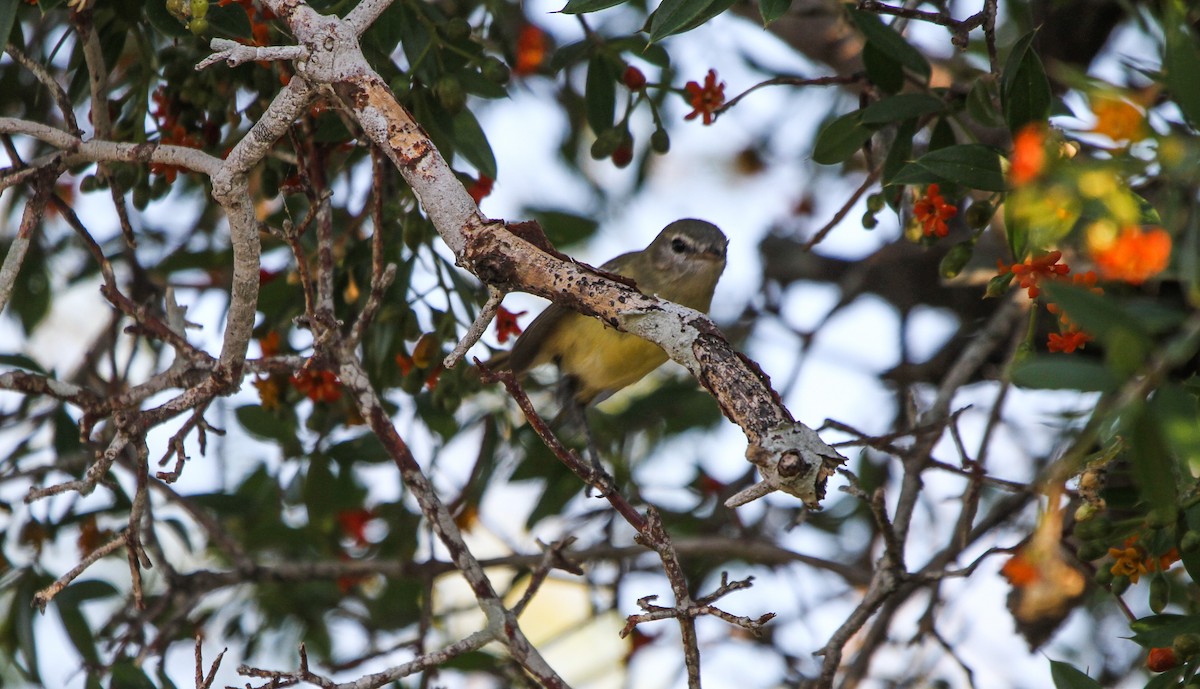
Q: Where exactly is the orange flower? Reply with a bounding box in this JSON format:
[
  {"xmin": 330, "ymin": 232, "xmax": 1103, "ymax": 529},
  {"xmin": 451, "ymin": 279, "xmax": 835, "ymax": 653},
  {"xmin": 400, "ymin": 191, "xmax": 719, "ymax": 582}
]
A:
[
  {"xmin": 1147, "ymin": 647, "xmax": 1180, "ymax": 673},
  {"xmin": 997, "ymin": 250, "xmax": 1069, "ymax": 299},
  {"xmin": 513, "ymin": 25, "xmax": 546, "ymax": 76},
  {"xmin": 467, "ymin": 175, "xmax": 494, "ymax": 204},
  {"xmin": 1149, "ymin": 547, "xmax": 1180, "ymax": 573},
  {"xmin": 1000, "ymin": 553, "xmax": 1039, "ymax": 586},
  {"xmin": 253, "ymin": 375, "xmax": 281, "ymax": 409},
  {"xmin": 290, "ymin": 368, "xmax": 342, "ymax": 403},
  {"xmin": 337, "ymin": 508, "xmax": 375, "ymax": 547},
  {"xmin": 424, "ymin": 365, "xmax": 444, "ymax": 390},
  {"xmin": 913, "ymin": 183, "xmax": 957, "ymax": 238},
  {"xmin": 1109, "ymin": 544, "xmax": 1149, "ymax": 583},
  {"xmin": 1090, "ymin": 226, "xmax": 1171, "ymax": 285},
  {"xmin": 1091, "ymin": 95, "xmax": 1145, "ymax": 143},
  {"xmin": 395, "ymin": 352, "xmax": 414, "ymax": 375},
  {"xmin": 1010, "ymin": 124, "xmax": 1047, "ymax": 186},
  {"xmin": 259, "ymin": 330, "xmax": 282, "ymax": 357},
  {"xmin": 495, "ymin": 307, "xmax": 526, "ymax": 344},
  {"xmin": 1047, "ymin": 328, "xmax": 1092, "ymax": 354},
  {"xmin": 684, "ymin": 70, "xmax": 725, "ymax": 125}
]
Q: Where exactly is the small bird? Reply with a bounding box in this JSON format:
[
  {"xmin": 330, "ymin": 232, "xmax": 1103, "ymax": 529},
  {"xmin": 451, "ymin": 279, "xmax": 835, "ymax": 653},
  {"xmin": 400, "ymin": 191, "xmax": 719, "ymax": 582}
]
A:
[{"xmin": 498, "ymin": 219, "xmax": 728, "ymax": 406}]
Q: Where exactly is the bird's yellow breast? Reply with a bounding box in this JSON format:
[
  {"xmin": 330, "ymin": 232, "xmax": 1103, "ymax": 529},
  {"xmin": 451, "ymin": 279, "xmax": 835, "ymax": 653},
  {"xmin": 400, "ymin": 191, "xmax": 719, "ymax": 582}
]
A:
[{"xmin": 542, "ymin": 311, "xmax": 669, "ymax": 403}]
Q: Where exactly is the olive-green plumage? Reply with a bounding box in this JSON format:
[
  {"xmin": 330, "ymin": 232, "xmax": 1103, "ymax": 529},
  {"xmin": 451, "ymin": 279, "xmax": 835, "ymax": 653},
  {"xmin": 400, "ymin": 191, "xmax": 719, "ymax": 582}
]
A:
[{"xmin": 503, "ymin": 219, "xmax": 727, "ymax": 405}]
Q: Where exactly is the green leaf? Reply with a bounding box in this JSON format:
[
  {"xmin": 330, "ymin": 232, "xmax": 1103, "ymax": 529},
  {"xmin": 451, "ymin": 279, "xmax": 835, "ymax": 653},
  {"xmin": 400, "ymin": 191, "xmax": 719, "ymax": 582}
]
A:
[
  {"xmin": 110, "ymin": 661, "xmax": 157, "ymax": 689},
  {"xmin": 1040, "ymin": 282, "xmax": 1152, "ymax": 375},
  {"xmin": 1129, "ymin": 614, "xmax": 1200, "ymax": 648},
  {"xmin": 0, "ymin": 353, "xmax": 46, "ymax": 373},
  {"xmin": 1010, "ymin": 356, "xmax": 1118, "ymax": 392},
  {"xmin": 860, "ymin": 94, "xmax": 945, "ymax": 125},
  {"xmin": 1004, "ymin": 191, "xmax": 1028, "ymax": 259},
  {"xmin": 890, "ymin": 144, "xmax": 1006, "ymax": 192},
  {"xmin": 561, "ymin": 0, "xmax": 628, "ymax": 13},
  {"xmin": 812, "ymin": 111, "xmax": 874, "ymax": 165},
  {"xmin": 235, "ymin": 405, "xmax": 298, "ymax": 447},
  {"xmin": 458, "ymin": 69, "xmax": 509, "ymax": 99},
  {"xmin": 1164, "ymin": 2, "xmax": 1200, "ymax": 129},
  {"xmin": 1154, "ymin": 383, "xmax": 1200, "ymax": 482},
  {"xmin": 526, "ymin": 208, "xmax": 600, "ymax": 247},
  {"xmin": 882, "ymin": 119, "xmax": 916, "ymax": 189},
  {"xmin": 966, "ymin": 76, "xmax": 1004, "ymax": 128},
  {"xmin": 1049, "ymin": 660, "xmax": 1103, "ymax": 689},
  {"xmin": 451, "ymin": 108, "xmax": 497, "ymax": 179},
  {"xmin": 1002, "ymin": 30, "xmax": 1051, "ymax": 134},
  {"xmin": 0, "ymin": 1, "xmax": 21, "ymax": 47},
  {"xmin": 1129, "ymin": 406, "xmax": 1180, "ymax": 525},
  {"xmin": 585, "ymin": 56, "xmax": 616, "ymax": 133},
  {"xmin": 928, "ymin": 117, "xmax": 956, "ymax": 151},
  {"xmin": 862, "ymin": 42, "xmax": 903, "ymax": 94},
  {"xmin": 759, "ymin": 0, "xmax": 792, "ymax": 26},
  {"xmin": 646, "ymin": 0, "xmax": 736, "ymax": 43},
  {"xmin": 327, "ymin": 434, "xmax": 391, "ymax": 465},
  {"xmin": 847, "ymin": 9, "xmax": 930, "ymax": 84}
]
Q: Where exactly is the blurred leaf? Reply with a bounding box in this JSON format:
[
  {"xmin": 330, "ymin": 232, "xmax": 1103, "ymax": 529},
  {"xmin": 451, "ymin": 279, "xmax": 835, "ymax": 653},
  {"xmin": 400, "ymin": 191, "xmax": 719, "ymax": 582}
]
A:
[
  {"xmin": 1183, "ymin": 504, "xmax": 1200, "ymax": 582},
  {"xmin": 647, "ymin": 0, "xmax": 736, "ymax": 43},
  {"xmin": 882, "ymin": 119, "xmax": 916, "ymax": 192},
  {"xmin": 967, "ymin": 76, "xmax": 1004, "ymax": 128},
  {"xmin": 609, "ymin": 36, "xmax": 670, "ymax": 67},
  {"xmin": 1129, "ymin": 406, "xmax": 1180, "ymax": 531},
  {"xmin": 459, "ymin": 69, "xmax": 509, "ymax": 99},
  {"xmin": 860, "ymin": 94, "xmax": 945, "ymax": 125},
  {"xmin": 10, "ymin": 569, "xmax": 44, "ymax": 683},
  {"xmin": 561, "ymin": 0, "xmax": 628, "ymax": 13},
  {"xmin": 1163, "ymin": 2, "xmax": 1200, "ymax": 129},
  {"xmin": 585, "ymin": 55, "xmax": 616, "ymax": 133},
  {"xmin": 235, "ymin": 405, "xmax": 300, "ymax": 450},
  {"xmin": 7, "ymin": 238, "xmax": 50, "ymax": 333},
  {"xmin": 109, "ymin": 661, "xmax": 156, "ymax": 689},
  {"xmin": 759, "ymin": 0, "xmax": 791, "ymax": 26},
  {"xmin": 54, "ymin": 405, "xmax": 83, "ymax": 456},
  {"xmin": 361, "ymin": 1, "xmax": 404, "ymax": 54},
  {"xmin": 56, "ymin": 580, "xmax": 120, "ymax": 604},
  {"xmin": 206, "ymin": 2, "xmax": 253, "ymax": 40},
  {"xmin": 368, "ymin": 578, "xmax": 424, "ymax": 628},
  {"xmin": 812, "ymin": 111, "xmax": 874, "ymax": 165},
  {"xmin": 848, "ymin": 9, "xmax": 930, "ymax": 84},
  {"xmin": 452, "ymin": 108, "xmax": 497, "ymax": 179},
  {"xmin": 327, "ymin": 434, "xmax": 391, "ymax": 465},
  {"xmin": 526, "ymin": 209, "xmax": 600, "ymax": 248},
  {"xmin": 1129, "ymin": 614, "xmax": 1200, "ymax": 648},
  {"xmin": 1004, "ymin": 191, "xmax": 1028, "ymax": 259},
  {"xmin": 1010, "ymin": 356, "xmax": 1118, "ymax": 392},
  {"xmin": 1002, "ymin": 30, "xmax": 1051, "ymax": 134},
  {"xmin": 862, "ymin": 42, "xmax": 903, "ymax": 94},
  {"xmin": 890, "ymin": 144, "xmax": 1006, "ymax": 192},
  {"xmin": 928, "ymin": 117, "xmax": 956, "ymax": 151},
  {"xmin": 1040, "ymin": 282, "xmax": 1152, "ymax": 373},
  {"xmin": 443, "ymin": 650, "xmax": 501, "ymax": 671},
  {"xmin": 0, "ymin": 353, "xmax": 45, "ymax": 373},
  {"xmin": 0, "ymin": 2, "xmax": 21, "ymax": 47},
  {"xmin": 1049, "ymin": 660, "xmax": 1103, "ymax": 689}
]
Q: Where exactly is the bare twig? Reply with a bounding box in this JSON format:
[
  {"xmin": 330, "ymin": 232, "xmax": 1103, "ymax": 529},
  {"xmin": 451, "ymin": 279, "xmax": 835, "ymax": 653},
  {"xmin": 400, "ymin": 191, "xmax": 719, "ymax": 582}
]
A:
[{"xmin": 444, "ymin": 286, "xmax": 504, "ymax": 368}]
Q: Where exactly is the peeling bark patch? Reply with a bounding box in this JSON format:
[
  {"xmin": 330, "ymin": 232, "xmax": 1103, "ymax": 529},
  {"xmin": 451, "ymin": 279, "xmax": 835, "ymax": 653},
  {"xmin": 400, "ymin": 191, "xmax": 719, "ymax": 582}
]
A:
[
  {"xmin": 130, "ymin": 142, "xmax": 158, "ymax": 163},
  {"xmin": 507, "ymin": 220, "xmax": 562, "ymax": 257}
]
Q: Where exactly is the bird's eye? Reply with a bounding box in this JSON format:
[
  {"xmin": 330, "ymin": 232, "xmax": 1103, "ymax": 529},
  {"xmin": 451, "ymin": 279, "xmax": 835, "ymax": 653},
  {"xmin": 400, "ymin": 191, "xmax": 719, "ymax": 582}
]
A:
[{"xmin": 670, "ymin": 237, "xmax": 688, "ymax": 254}]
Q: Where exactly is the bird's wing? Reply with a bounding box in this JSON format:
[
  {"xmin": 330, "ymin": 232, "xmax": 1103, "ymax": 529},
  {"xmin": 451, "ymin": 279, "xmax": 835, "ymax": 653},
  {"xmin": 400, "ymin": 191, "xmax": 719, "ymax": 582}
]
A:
[
  {"xmin": 504, "ymin": 251, "xmax": 639, "ymax": 375},
  {"xmin": 505, "ymin": 302, "xmax": 571, "ymax": 375}
]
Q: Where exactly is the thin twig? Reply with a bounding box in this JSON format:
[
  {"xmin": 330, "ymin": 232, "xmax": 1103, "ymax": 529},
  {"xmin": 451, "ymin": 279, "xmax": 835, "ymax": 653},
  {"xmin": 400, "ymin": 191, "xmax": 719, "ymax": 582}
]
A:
[{"xmin": 444, "ymin": 286, "xmax": 504, "ymax": 369}]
